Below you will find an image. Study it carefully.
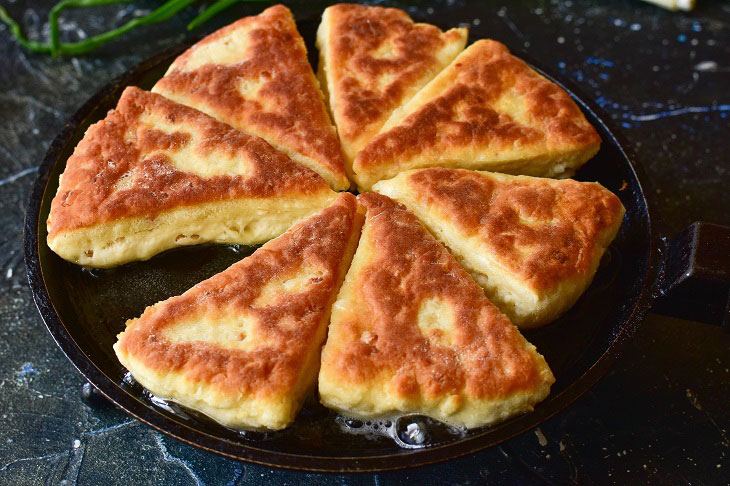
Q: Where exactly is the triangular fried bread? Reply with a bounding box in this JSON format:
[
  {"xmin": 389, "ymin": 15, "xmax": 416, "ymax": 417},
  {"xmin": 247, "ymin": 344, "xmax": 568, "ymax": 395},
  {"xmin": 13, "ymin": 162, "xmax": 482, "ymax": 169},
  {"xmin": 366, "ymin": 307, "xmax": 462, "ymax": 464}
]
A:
[
  {"xmin": 153, "ymin": 5, "xmax": 349, "ymax": 190},
  {"xmin": 318, "ymin": 192, "xmax": 554, "ymax": 428},
  {"xmin": 316, "ymin": 4, "xmax": 467, "ymax": 172},
  {"xmin": 353, "ymin": 39, "xmax": 601, "ymax": 189},
  {"xmin": 375, "ymin": 168, "xmax": 625, "ymax": 327},
  {"xmin": 114, "ymin": 193, "xmax": 363, "ymax": 430},
  {"xmin": 47, "ymin": 87, "xmax": 337, "ymax": 267}
]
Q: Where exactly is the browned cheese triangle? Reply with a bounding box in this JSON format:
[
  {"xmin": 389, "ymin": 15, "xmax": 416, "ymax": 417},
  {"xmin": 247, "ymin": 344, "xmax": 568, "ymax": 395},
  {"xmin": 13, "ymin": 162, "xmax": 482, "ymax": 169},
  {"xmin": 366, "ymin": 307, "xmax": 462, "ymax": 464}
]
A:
[
  {"xmin": 375, "ymin": 168, "xmax": 625, "ymax": 328},
  {"xmin": 353, "ymin": 39, "xmax": 602, "ymax": 190},
  {"xmin": 317, "ymin": 3, "xmax": 467, "ymax": 173},
  {"xmin": 153, "ymin": 5, "xmax": 349, "ymax": 190},
  {"xmin": 114, "ymin": 193, "xmax": 363, "ymax": 430},
  {"xmin": 319, "ymin": 192, "xmax": 554, "ymax": 428},
  {"xmin": 47, "ymin": 87, "xmax": 337, "ymax": 267}
]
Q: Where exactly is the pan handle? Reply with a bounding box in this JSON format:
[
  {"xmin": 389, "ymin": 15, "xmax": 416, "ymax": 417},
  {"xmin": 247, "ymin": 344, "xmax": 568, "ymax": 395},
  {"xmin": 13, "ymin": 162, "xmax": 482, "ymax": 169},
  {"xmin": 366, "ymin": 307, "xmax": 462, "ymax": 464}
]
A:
[{"xmin": 652, "ymin": 222, "xmax": 730, "ymax": 328}]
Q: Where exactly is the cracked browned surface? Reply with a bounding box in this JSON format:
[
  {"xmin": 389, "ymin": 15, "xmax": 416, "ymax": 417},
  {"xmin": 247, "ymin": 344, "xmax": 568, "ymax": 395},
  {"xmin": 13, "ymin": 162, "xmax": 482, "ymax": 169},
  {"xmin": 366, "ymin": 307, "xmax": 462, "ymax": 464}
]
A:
[
  {"xmin": 116, "ymin": 193, "xmax": 362, "ymax": 398},
  {"xmin": 47, "ymin": 87, "xmax": 331, "ymax": 237},
  {"xmin": 403, "ymin": 168, "xmax": 625, "ymax": 292},
  {"xmin": 321, "ymin": 193, "xmax": 553, "ymax": 401},
  {"xmin": 318, "ymin": 3, "xmax": 466, "ymax": 161},
  {"xmin": 354, "ymin": 39, "xmax": 601, "ymax": 188},
  {"xmin": 153, "ymin": 4, "xmax": 349, "ymax": 190}
]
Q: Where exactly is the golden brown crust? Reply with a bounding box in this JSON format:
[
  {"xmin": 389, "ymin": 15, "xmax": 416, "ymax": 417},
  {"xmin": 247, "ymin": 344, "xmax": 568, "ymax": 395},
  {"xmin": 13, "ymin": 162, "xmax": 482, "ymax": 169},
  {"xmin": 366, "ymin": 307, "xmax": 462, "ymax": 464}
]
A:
[
  {"xmin": 47, "ymin": 87, "xmax": 330, "ymax": 237},
  {"xmin": 355, "ymin": 39, "xmax": 601, "ymax": 175},
  {"xmin": 116, "ymin": 193, "xmax": 360, "ymax": 398},
  {"xmin": 332, "ymin": 192, "xmax": 549, "ymax": 399},
  {"xmin": 407, "ymin": 168, "xmax": 624, "ymax": 291},
  {"xmin": 321, "ymin": 4, "xmax": 466, "ymax": 152},
  {"xmin": 153, "ymin": 4, "xmax": 348, "ymax": 189}
]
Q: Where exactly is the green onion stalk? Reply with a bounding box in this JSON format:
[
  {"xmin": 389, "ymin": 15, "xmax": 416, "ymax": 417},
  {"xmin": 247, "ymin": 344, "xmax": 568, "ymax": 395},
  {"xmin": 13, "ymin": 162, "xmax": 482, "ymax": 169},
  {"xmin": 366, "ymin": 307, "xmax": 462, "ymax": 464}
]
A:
[{"xmin": 0, "ymin": 0, "xmax": 266, "ymax": 56}]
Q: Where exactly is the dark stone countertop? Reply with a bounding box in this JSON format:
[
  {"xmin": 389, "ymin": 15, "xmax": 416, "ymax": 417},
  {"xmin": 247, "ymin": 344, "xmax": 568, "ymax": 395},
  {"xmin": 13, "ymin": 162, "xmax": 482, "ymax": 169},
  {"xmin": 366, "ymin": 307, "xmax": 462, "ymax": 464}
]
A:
[{"xmin": 1, "ymin": 0, "xmax": 728, "ymax": 484}]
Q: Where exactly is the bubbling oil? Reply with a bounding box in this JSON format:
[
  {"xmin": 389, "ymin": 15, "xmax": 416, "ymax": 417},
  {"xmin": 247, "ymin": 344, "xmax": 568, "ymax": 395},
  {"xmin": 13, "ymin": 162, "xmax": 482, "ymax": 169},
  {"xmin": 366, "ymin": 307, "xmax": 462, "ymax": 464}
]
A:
[{"xmin": 336, "ymin": 413, "xmax": 467, "ymax": 449}]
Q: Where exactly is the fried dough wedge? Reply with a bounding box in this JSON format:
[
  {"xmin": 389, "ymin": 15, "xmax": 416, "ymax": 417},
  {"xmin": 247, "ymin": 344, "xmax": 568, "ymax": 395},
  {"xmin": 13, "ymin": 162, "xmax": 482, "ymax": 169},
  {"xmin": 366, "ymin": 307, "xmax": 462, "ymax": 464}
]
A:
[
  {"xmin": 375, "ymin": 168, "xmax": 625, "ymax": 327},
  {"xmin": 353, "ymin": 39, "xmax": 601, "ymax": 189},
  {"xmin": 153, "ymin": 5, "xmax": 349, "ymax": 190},
  {"xmin": 47, "ymin": 87, "xmax": 337, "ymax": 268},
  {"xmin": 114, "ymin": 193, "xmax": 363, "ymax": 430},
  {"xmin": 319, "ymin": 192, "xmax": 554, "ymax": 428},
  {"xmin": 317, "ymin": 4, "xmax": 467, "ymax": 173}
]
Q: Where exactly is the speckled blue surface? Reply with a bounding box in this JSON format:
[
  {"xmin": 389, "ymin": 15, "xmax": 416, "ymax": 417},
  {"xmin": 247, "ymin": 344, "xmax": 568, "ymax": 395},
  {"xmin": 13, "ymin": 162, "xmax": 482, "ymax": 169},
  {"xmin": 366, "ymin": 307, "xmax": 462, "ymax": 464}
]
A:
[{"xmin": 1, "ymin": 1, "xmax": 728, "ymax": 484}]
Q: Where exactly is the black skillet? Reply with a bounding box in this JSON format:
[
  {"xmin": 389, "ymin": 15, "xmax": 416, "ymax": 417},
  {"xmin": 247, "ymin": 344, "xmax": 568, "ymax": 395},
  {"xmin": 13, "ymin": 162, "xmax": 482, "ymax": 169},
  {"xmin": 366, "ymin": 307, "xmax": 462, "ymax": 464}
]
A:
[{"xmin": 23, "ymin": 11, "xmax": 730, "ymax": 473}]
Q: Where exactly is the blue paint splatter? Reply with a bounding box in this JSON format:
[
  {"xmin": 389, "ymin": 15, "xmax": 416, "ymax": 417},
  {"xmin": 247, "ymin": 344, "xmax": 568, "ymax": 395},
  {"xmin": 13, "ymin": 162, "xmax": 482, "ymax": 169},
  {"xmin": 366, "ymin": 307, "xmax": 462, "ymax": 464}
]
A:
[
  {"xmin": 558, "ymin": 61, "xmax": 566, "ymax": 69},
  {"xmin": 621, "ymin": 122, "xmax": 632, "ymax": 129},
  {"xmin": 622, "ymin": 104, "xmax": 730, "ymax": 122},
  {"xmin": 86, "ymin": 421, "xmax": 137, "ymax": 436},
  {"xmin": 572, "ymin": 71, "xmax": 584, "ymax": 81},
  {"xmin": 585, "ymin": 57, "xmax": 615, "ymax": 68},
  {"xmin": 599, "ymin": 73, "xmax": 609, "ymax": 80},
  {"xmin": 677, "ymin": 34, "xmax": 687, "ymax": 43},
  {"xmin": 692, "ymin": 22, "xmax": 702, "ymax": 32},
  {"xmin": 17, "ymin": 363, "xmax": 38, "ymax": 384},
  {"xmin": 226, "ymin": 466, "xmax": 245, "ymax": 486},
  {"xmin": 594, "ymin": 96, "xmax": 613, "ymax": 109}
]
